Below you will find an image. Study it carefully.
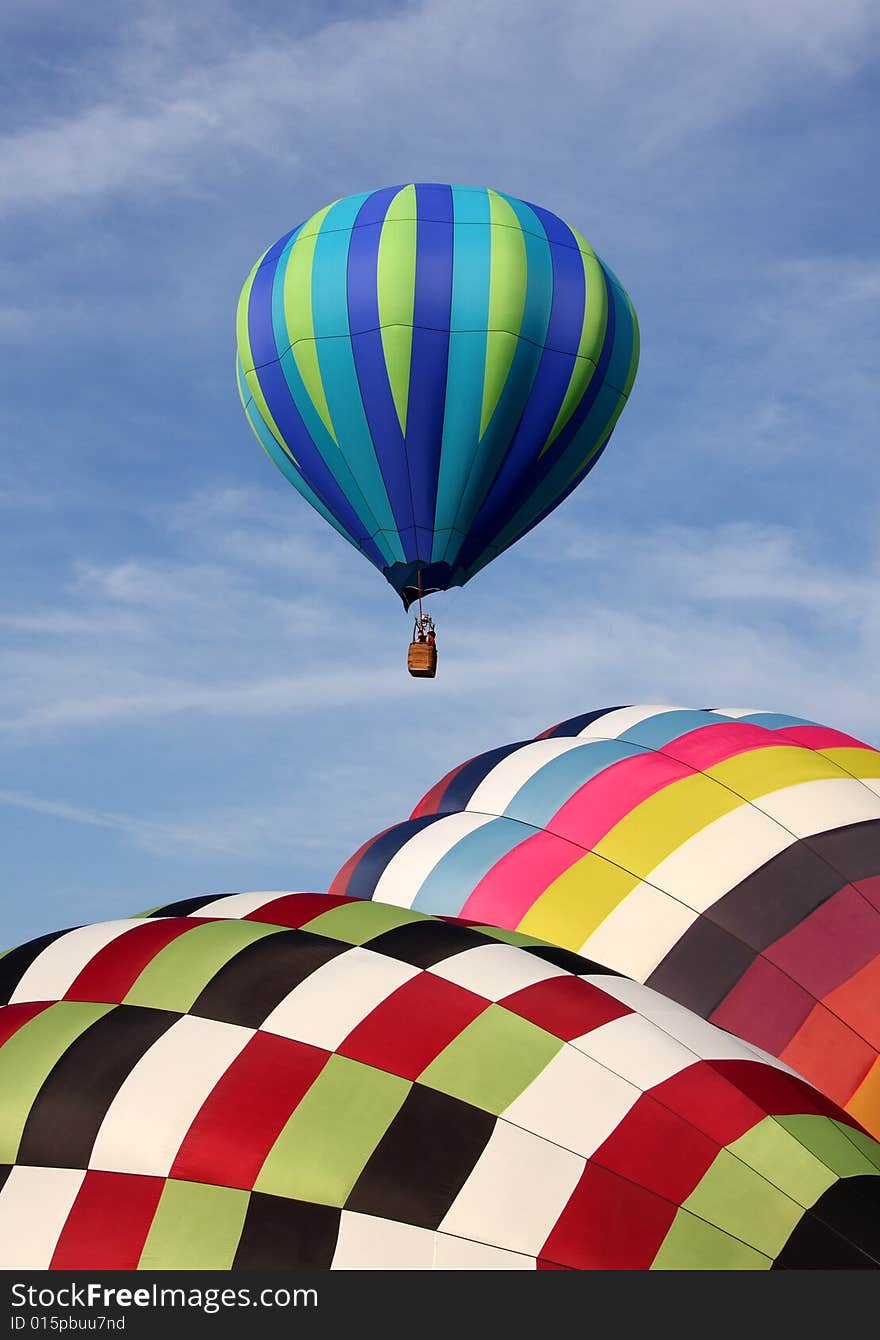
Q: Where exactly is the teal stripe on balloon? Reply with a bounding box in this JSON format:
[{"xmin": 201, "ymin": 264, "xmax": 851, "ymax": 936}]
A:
[
  {"xmin": 468, "ymin": 381, "xmax": 624, "ymax": 575},
  {"xmin": 444, "ymin": 197, "xmax": 553, "ymax": 565},
  {"xmin": 266, "ymin": 228, "xmax": 398, "ymax": 566},
  {"xmin": 602, "ymin": 275, "xmax": 637, "ymax": 393},
  {"xmin": 311, "ymin": 196, "xmax": 406, "ymax": 562},
  {"xmin": 236, "ymin": 358, "xmax": 365, "ymax": 554},
  {"xmin": 269, "ymin": 223, "xmax": 303, "ymax": 356},
  {"xmin": 432, "ymin": 185, "xmax": 492, "ymax": 562}
]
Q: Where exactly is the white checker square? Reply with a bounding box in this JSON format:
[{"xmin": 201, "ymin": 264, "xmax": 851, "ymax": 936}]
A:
[
  {"xmin": 428, "ymin": 942, "xmax": 567, "ymax": 1001},
  {"xmin": 440, "ymin": 1118, "xmax": 584, "ymax": 1257},
  {"xmin": 261, "ymin": 947, "xmax": 419, "ymax": 1049}
]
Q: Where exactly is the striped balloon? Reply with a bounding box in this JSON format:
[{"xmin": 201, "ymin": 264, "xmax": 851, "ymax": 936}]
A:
[
  {"xmin": 2, "ymin": 894, "xmax": 879, "ymax": 1269},
  {"xmin": 331, "ymin": 706, "xmax": 880, "ymax": 1138},
  {"xmin": 236, "ymin": 184, "xmax": 639, "ymax": 606}
]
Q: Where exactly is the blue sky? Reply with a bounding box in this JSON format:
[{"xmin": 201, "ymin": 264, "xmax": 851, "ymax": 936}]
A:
[{"xmin": 1, "ymin": 0, "xmax": 878, "ymax": 944}]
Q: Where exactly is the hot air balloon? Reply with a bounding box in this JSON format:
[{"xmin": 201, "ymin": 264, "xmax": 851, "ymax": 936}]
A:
[
  {"xmin": 235, "ymin": 184, "xmax": 639, "ymax": 673},
  {"xmin": 331, "ymin": 706, "xmax": 880, "ymax": 1140},
  {"xmin": 1, "ymin": 893, "xmax": 878, "ymax": 1269}
]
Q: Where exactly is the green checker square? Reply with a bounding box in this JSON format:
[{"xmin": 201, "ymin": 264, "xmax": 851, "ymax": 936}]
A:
[
  {"xmin": 651, "ymin": 1207, "xmax": 772, "ymax": 1270},
  {"xmin": 256, "ymin": 1053, "xmax": 410, "ymax": 1206},
  {"xmin": 727, "ymin": 1116, "xmax": 838, "ymax": 1209},
  {"xmin": 776, "ymin": 1114, "xmax": 880, "ymax": 1178},
  {"xmin": 683, "ymin": 1147, "xmax": 803, "ymax": 1259},
  {"xmin": 0, "ymin": 1000, "xmax": 114, "ymax": 1163},
  {"xmin": 419, "ymin": 1003, "xmax": 562, "ymax": 1115},
  {"xmin": 830, "ymin": 1119, "xmax": 880, "ymax": 1174},
  {"xmin": 123, "ymin": 918, "xmax": 283, "ymax": 1012},
  {"xmin": 302, "ymin": 900, "xmax": 427, "ymax": 945},
  {"xmin": 139, "ymin": 1179, "xmax": 249, "ymax": 1269},
  {"xmin": 471, "ymin": 925, "xmax": 551, "ymax": 949}
]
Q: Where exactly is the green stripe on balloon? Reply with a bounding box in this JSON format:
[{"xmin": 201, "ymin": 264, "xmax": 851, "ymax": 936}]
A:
[
  {"xmin": 377, "ymin": 184, "xmax": 417, "ymax": 436},
  {"xmin": 282, "ymin": 205, "xmax": 337, "ymax": 444}
]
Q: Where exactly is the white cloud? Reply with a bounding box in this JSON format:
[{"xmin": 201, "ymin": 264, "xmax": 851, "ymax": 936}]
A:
[{"xmin": 0, "ymin": 0, "xmax": 876, "ymax": 215}]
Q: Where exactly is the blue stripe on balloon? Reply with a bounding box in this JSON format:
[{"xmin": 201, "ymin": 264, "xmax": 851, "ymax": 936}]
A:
[
  {"xmin": 440, "ymin": 739, "xmax": 531, "ymax": 811},
  {"xmin": 236, "ymin": 360, "xmax": 385, "ymax": 564},
  {"xmin": 347, "ymin": 188, "xmax": 418, "ymax": 561},
  {"xmin": 603, "ymin": 279, "xmax": 636, "ymax": 392},
  {"xmin": 352, "ymin": 184, "xmax": 404, "ymax": 230},
  {"xmin": 344, "ymin": 816, "xmax": 443, "ymax": 901},
  {"xmin": 246, "ymin": 252, "xmax": 392, "ymax": 564},
  {"xmin": 505, "ymin": 740, "xmax": 650, "ymax": 830},
  {"xmin": 432, "ymin": 186, "xmax": 492, "ymax": 563},
  {"xmin": 269, "ymin": 225, "xmax": 398, "ymax": 564},
  {"xmin": 406, "ymin": 183, "xmax": 454, "ymax": 554},
  {"xmin": 311, "ymin": 195, "xmax": 406, "ymax": 563},
  {"xmin": 455, "ymin": 434, "xmax": 613, "ymax": 584},
  {"xmin": 454, "ymin": 257, "xmax": 620, "ymax": 573},
  {"xmin": 457, "ymin": 214, "xmax": 586, "ymax": 550},
  {"xmin": 444, "ymin": 198, "xmax": 553, "ymax": 565},
  {"xmin": 411, "ymin": 816, "xmax": 537, "ymax": 916},
  {"xmin": 542, "ymin": 707, "xmax": 631, "ymax": 738},
  {"xmin": 256, "ymin": 225, "xmax": 300, "ymax": 277}
]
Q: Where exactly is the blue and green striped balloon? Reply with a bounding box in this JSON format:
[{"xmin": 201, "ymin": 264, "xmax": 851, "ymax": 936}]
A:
[{"xmin": 236, "ymin": 184, "xmax": 639, "ymax": 607}]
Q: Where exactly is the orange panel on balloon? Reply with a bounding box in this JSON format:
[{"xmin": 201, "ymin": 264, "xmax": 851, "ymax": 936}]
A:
[
  {"xmin": 822, "ymin": 955, "xmax": 880, "ymax": 1053},
  {"xmin": 846, "ymin": 1056, "xmax": 880, "ymax": 1135},
  {"xmin": 780, "ymin": 1002, "xmax": 876, "ymax": 1111}
]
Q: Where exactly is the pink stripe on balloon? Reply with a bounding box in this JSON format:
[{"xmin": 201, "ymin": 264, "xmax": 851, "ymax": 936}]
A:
[
  {"xmin": 770, "ymin": 725, "xmax": 877, "ymax": 753},
  {"xmin": 546, "ymin": 751, "xmax": 691, "ymax": 846},
  {"xmin": 461, "ymin": 829, "xmax": 584, "ymax": 925}
]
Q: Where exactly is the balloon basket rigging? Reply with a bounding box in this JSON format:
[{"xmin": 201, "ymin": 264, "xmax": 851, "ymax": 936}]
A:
[{"xmin": 408, "ymin": 594, "xmax": 437, "ymax": 678}]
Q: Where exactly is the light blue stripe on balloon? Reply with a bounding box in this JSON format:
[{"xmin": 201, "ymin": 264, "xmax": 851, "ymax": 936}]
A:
[
  {"xmin": 311, "ymin": 196, "xmax": 406, "ymax": 563},
  {"xmin": 433, "ymin": 185, "xmax": 492, "ymax": 562},
  {"xmin": 267, "ymin": 230, "xmax": 398, "ymax": 566},
  {"xmin": 505, "ymin": 740, "xmax": 649, "ymax": 829},
  {"xmin": 445, "ymin": 197, "xmax": 553, "ymax": 562},
  {"xmin": 732, "ymin": 713, "xmax": 819, "ymax": 731},
  {"xmin": 411, "ymin": 816, "xmax": 536, "ymax": 915},
  {"xmin": 237, "ymin": 359, "xmax": 365, "ymax": 555},
  {"xmin": 269, "ymin": 222, "xmax": 303, "ymax": 354},
  {"xmin": 615, "ymin": 710, "xmax": 727, "ymax": 750}
]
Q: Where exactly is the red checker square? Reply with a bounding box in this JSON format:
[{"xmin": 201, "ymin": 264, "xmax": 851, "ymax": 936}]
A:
[
  {"xmin": 0, "ymin": 1001, "xmax": 50, "ymax": 1048},
  {"xmin": 593, "ymin": 1092, "xmax": 720, "ymax": 1204},
  {"xmin": 765, "ymin": 884, "xmax": 880, "ymax": 1000},
  {"xmin": 499, "ymin": 974, "xmax": 631, "ymax": 1041},
  {"xmin": 336, "ymin": 973, "xmax": 488, "ymax": 1079},
  {"xmin": 245, "ymin": 893, "xmax": 352, "ymax": 928},
  {"xmin": 65, "ymin": 918, "xmax": 209, "ymax": 1003},
  {"xmin": 650, "ymin": 1061, "xmax": 770, "ymax": 1147},
  {"xmin": 541, "ymin": 1161, "xmax": 677, "ymax": 1269},
  {"xmin": 51, "ymin": 1170, "xmax": 164, "ymax": 1269},
  {"xmin": 171, "ymin": 1031, "xmax": 330, "ymax": 1189},
  {"xmin": 711, "ymin": 1056, "xmax": 852, "ymax": 1124},
  {"xmin": 709, "ymin": 954, "xmax": 815, "ymax": 1056},
  {"xmin": 780, "ymin": 1005, "xmax": 876, "ymax": 1109}
]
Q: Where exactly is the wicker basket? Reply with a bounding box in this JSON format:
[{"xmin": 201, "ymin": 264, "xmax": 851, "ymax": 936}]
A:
[{"xmin": 407, "ymin": 641, "xmax": 437, "ymax": 678}]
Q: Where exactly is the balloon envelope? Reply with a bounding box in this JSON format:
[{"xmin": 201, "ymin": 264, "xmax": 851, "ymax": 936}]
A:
[
  {"xmin": 236, "ymin": 184, "xmax": 639, "ymax": 607},
  {"xmin": 1, "ymin": 893, "xmax": 878, "ymax": 1269},
  {"xmin": 332, "ymin": 706, "xmax": 880, "ymax": 1138}
]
